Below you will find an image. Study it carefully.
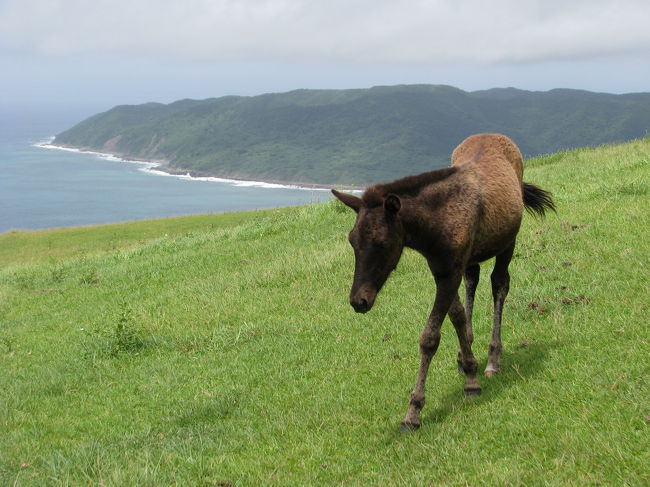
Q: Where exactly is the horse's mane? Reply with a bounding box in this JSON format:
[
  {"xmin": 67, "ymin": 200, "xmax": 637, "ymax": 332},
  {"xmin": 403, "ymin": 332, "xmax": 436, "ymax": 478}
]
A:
[{"xmin": 362, "ymin": 166, "xmax": 458, "ymax": 207}]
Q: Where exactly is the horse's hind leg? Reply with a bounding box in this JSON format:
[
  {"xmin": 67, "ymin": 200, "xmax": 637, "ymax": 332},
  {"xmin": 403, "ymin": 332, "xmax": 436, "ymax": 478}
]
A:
[
  {"xmin": 485, "ymin": 243, "xmax": 515, "ymax": 377},
  {"xmin": 449, "ymin": 294, "xmax": 481, "ymax": 395},
  {"xmin": 457, "ymin": 264, "xmax": 480, "ymax": 373},
  {"xmin": 458, "ymin": 264, "xmax": 481, "ymax": 374}
]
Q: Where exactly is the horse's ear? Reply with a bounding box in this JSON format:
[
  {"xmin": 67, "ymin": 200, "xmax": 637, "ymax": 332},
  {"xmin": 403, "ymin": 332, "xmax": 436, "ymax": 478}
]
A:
[
  {"xmin": 331, "ymin": 189, "xmax": 362, "ymax": 213},
  {"xmin": 384, "ymin": 193, "xmax": 401, "ymax": 214}
]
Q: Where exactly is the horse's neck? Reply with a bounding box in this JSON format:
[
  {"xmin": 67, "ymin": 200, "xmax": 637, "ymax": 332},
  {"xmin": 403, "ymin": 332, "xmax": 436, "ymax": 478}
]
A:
[{"xmin": 400, "ymin": 196, "xmax": 443, "ymax": 253}]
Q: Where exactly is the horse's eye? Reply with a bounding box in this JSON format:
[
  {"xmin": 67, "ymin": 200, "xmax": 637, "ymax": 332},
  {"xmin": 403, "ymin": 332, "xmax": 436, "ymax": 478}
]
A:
[{"xmin": 375, "ymin": 240, "xmax": 391, "ymax": 251}]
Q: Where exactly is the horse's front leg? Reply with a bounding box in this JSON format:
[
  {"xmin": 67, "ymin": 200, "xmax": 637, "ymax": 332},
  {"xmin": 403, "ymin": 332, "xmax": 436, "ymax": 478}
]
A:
[{"xmin": 401, "ymin": 275, "xmax": 460, "ymax": 430}]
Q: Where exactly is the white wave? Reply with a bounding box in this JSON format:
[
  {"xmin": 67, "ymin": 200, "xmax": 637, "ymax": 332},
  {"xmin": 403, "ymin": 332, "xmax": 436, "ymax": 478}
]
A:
[
  {"xmin": 36, "ymin": 140, "xmax": 332, "ymax": 191},
  {"xmin": 140, "ymin": 166, "xmax": 330, "ymax": 191},
  {"xmin": 33, "ymin": 136, "xmax": 56, "ymax": 147},
  {"xmin": 38, "ymin": 141, "xmax": 152, "ymax": 166}
]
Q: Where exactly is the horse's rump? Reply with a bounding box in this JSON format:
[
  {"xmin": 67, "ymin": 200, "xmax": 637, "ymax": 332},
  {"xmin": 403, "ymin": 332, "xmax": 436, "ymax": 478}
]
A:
[{"xmin": 451, "ymin": 133, "xmax": 524, "ymax": 183}]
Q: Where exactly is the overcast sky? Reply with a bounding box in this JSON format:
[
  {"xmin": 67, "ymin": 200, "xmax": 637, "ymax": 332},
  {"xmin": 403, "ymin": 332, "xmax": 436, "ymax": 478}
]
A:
[{"xmin": 1, "ymin": 0, "xmax": 649, "ymax": 111}]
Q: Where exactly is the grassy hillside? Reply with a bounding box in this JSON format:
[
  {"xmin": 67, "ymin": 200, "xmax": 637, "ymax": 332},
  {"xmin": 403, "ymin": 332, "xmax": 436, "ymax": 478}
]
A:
[
  {"xmin": 53, "ymin": 85, "xmax": 650, "ymax": 185},
  {"xmin": 1, "ymin": 139, "xmax": 649, "ymax": 486}
]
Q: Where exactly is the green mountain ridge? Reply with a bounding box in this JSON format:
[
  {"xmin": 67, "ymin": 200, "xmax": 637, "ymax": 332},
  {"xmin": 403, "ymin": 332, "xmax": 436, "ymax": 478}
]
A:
[{"xmin": 54, "ymin": 84, "xmax": 650, "ymax": 185}]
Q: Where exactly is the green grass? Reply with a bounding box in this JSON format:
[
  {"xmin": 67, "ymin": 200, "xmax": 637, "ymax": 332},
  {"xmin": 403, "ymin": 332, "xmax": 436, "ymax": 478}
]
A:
[
  {"xmin": 0, "ymin": 208, "xmax": 288, "ymax": 268},
  {"xmin": 1, "ymin": 139, "xmax": 649, "ymax": 486}
]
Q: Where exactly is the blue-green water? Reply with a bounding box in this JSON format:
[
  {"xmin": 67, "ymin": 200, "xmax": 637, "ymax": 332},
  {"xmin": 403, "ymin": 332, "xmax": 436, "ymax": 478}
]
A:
[{"xmin": 0, "ymin": 105, "xmax": 329, "ymax": 233}]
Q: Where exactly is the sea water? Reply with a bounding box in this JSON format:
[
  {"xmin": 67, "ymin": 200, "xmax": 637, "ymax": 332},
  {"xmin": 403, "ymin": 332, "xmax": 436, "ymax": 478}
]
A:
[{"xmin": 0, "ymin": 104, "xmax": 330, "ymax": 233}]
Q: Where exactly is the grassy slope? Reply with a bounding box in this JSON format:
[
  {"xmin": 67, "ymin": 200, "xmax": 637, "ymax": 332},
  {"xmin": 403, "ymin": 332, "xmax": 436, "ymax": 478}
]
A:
[{"xmin": 1, "ymin": 139, "xmax": 649, "ymax": 486}]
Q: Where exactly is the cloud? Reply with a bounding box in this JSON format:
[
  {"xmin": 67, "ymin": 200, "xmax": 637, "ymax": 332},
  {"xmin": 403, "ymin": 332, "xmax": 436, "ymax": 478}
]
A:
[{"xmin": 1, "ymin": 0, "xmax": 649, "ymax": 64}]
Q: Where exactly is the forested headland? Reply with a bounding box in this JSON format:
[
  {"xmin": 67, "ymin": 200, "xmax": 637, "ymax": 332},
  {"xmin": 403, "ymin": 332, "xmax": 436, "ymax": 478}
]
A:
[{"xmin": 54, "ymin": 85, "xmax": 650, "ymax": 185}]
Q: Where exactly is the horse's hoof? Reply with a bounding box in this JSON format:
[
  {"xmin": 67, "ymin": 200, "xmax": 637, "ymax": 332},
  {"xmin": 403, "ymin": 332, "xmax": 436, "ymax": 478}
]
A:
[
  {"xmin": 484, "ymin": 367, "xmax": 499, "ymax": 377},
  {"xmin": 464, "ymin": 386, "xmax": 482, "ymax": 396},
  {"xmin": 400, "ymin": 421, "xmax": 420, "ymax": 433}
]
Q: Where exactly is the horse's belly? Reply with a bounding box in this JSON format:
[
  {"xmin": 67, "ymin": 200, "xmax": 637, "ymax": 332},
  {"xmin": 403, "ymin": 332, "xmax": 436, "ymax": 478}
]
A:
[{"xmin": 470, "ymin": 208, "xmax": 522, "ymax": 263}]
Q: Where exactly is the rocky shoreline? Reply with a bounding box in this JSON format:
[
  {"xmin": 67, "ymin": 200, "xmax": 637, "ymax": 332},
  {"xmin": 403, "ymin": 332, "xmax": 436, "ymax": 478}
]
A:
[{"xmin": 44, "ymin": 141, "xmax": 358, "ymax": 192}]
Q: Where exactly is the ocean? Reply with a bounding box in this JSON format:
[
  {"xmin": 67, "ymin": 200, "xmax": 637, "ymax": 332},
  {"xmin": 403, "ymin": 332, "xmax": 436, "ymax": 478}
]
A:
[{"xmin": 0, "ymin": 104, "xmax": 330, "ymax": 233}]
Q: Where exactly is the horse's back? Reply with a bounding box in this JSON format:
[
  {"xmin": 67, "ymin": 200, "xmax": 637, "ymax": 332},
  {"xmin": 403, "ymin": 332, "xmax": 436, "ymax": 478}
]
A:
[{"xmin": 451, "ymin": 133, "xmax": 523, "ymax": 182}]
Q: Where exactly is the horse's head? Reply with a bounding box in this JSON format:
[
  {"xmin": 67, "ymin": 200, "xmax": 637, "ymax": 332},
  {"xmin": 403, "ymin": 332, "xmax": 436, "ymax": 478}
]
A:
[{"xmin": 332, "ymin": 189, "xmax": 405, "ymax": 313}]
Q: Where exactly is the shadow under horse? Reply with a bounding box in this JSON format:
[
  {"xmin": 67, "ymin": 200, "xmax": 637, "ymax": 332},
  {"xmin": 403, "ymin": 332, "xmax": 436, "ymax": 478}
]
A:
[{"xmin": 332, "ymin": 133, "xmax": 555, "ymax": 430}]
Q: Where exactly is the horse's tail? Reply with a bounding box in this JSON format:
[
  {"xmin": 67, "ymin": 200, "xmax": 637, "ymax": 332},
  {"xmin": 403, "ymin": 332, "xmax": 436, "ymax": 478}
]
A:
[{"xmin": 523, "ymin": 182, "xmax": 556, "ymax": 217}]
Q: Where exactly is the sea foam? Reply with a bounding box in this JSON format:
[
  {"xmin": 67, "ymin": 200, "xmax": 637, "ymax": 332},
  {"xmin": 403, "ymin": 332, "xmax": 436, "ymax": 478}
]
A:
[{"xmin": 36, "ymin": 139, "xmax": 330, "ymax": 191}]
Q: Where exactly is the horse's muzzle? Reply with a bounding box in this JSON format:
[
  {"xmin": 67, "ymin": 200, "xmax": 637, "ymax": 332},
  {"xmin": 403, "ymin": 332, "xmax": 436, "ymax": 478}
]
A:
[
  {"xmin": 350, "ymin": 287, "xmax": 376, "ymax": 313},
  {"xmin": 351, "ymin": 297, "xmax": 371, "ymax": 313}
]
